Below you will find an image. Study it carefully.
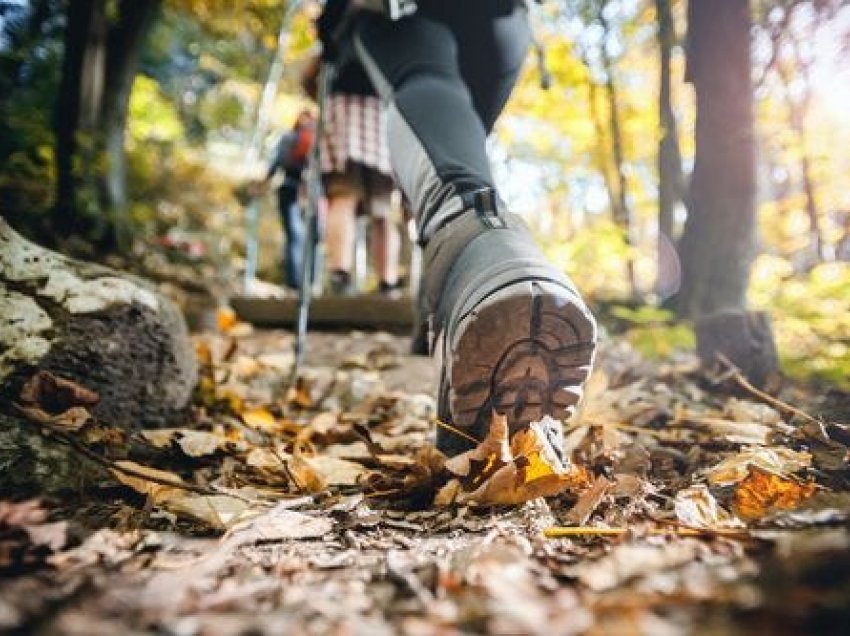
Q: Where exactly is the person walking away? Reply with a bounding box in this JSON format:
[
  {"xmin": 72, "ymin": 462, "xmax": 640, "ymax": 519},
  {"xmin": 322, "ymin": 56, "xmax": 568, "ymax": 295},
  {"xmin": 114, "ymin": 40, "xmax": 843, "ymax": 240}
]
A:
[
  {"xmin": 261, "ymin": 109, "xmax": 315, "ymax": 290},
  {"xmin": 304, "ymin": 51, "xmax": 401, "ymax": 296}
]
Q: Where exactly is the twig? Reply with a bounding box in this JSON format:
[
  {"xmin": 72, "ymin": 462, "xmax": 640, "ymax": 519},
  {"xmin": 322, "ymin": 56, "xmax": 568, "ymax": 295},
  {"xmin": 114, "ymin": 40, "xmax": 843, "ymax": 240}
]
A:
[
  {"xmin": 715, "ymin": 353, "xmax": 819, "ymax": 424},
  {"xmin": 434, "ymin": 419, "xmax": 480, "ymax": 445},
  {"xmin": 61, "ymin": 434, "xmax": 225, "ymax": 498},
  {"xmin": 365, "ymin": 488, "xmax": 403, "ymax": 499},
  {"xmin": 543, "ymin": 526, "xmax": 752, "ymax": 539}
]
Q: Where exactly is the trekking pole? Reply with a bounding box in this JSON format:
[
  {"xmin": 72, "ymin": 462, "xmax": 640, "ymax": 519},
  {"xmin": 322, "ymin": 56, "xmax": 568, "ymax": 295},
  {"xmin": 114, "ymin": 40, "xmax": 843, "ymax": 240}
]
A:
[{"xmin": 289, "ymin": 61, "xmax": 335, "ymax": 388}]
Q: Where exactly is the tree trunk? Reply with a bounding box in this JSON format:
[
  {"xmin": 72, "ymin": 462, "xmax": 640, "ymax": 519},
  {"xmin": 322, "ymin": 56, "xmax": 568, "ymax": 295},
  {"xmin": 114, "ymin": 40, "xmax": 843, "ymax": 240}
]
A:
[
  {"xmin": 598, "ymin": 10, "xmax": 638, "ymax": 297},
  {"xmin": 676, "ymin": 0, "xmax": 757, "ymax": 317},
  {"xmin": 655, "ymin": 0, "xmax": 685, "ymax": 298},
  {"xmin": 0, "ymin": 218, "xmax": 197, "ymax": 493},
  {"xmin": 53, "ymin": 0, "xmax": 160, "ymax": 251},
  {"xmin": 101, "ymin": 0, "xmax": 162, "ymax": 250},
  {"xmin": 54, "ymin": 0, "xmax": 108, "ymax": 243}
]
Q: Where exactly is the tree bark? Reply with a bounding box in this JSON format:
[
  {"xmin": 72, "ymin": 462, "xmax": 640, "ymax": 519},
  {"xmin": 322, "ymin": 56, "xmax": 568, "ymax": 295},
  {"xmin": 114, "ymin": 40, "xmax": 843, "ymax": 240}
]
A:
[
  {"xmin": 655, "ymin": 0, "xmax": 685, "ymax": 298},
  {"xmin": 54, "ymin": 0, "xmax": 107, "ymax": 242},
  {"xmin": 0, "ymin": 217, "xmax": 197, "ymax": 492},
  {"xmin": 53, "ymin": 0, "xmax": 161, "ymax": 251},
  {"xmin": 676, "ymin": 0, "xmax": 757, "ymax": 317}
]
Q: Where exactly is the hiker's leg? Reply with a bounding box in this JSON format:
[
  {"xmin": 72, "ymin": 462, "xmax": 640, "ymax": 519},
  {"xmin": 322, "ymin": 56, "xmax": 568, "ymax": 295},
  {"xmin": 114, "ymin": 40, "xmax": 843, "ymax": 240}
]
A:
[
  {"xmin": 353, "ymin": 7, "xmax": 523, "ymax": 239},
  {"xmin": 323, "ymin": 172, "xmax": 358, "ymax": 293},
  {"xmin": 419, "ymin": 0, "xmax": 532, "ymax": 133},
  {"xmin": 363, "ymin": 170, "xmax": 399, "ymax": 289},
  {"xmin": 278, "ymin": 185, "xmax": 304, "ymax": 289},
  {"xmin": 352, "ymin": 4, "xmax": 596, "ymax": 454}
]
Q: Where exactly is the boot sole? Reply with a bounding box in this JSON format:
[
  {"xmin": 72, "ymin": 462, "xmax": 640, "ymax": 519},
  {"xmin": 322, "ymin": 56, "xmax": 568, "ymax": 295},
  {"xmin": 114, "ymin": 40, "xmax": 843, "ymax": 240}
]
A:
[{"xmin": 439, "ymin": 280, "xmax": 596, "ymax": 453}]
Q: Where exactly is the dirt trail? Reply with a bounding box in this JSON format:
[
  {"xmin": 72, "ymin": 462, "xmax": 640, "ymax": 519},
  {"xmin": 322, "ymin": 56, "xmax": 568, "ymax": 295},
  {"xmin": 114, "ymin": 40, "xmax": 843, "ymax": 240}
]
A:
[{"xmin": 2, "ymin": 328, "xmax": 849, "ymax": 635}]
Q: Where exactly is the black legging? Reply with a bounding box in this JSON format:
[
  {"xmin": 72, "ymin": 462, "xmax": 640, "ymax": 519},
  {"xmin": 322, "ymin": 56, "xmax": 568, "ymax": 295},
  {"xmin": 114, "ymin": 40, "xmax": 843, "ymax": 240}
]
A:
[{"xmin": 340, "ymin": 1, "xmax": 531, "ymax": 238}]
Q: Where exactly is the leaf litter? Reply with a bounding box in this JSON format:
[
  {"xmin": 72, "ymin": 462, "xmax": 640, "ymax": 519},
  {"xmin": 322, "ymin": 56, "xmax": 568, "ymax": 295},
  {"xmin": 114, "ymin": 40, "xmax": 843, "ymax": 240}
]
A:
[{"xmin": 2, "ymin": 328, "xmax": 849, "ymax": 634}]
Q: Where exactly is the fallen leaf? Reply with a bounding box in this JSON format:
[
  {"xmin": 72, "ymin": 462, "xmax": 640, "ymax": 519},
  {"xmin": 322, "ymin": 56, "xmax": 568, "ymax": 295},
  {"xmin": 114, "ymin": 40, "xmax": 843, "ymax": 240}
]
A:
[
  {"xmin": 141, "ymin": 429, "xmax": 223, "ymax": 457},
  {"xmin": 674, "ymin": 485, "xmax": 744, "ymax": 529},
  {"xmin": 16, "ymin": 404, "xmax": 91, "ymax": 433},
  {"xmin": 733, "ymin": 466, "xmax": 817, "ymax": 522},
  {"xmin": 437, "ymin": 414, "xmax": 590, "ymax": 506},
  {"xmin": 563, "ymin": 475, "xmax": 611, "ymax": 526},
  {"xmin": 164, "ymin": 493, "xmax": 254, "ymax": 530},
  {"xmin": 19, "ymin": 370, "xmax": 99, "ymax": 412},
  {"xmin": 707, "ymin": 447, "xmax": 812, "ymax": 486},
  {"xmin": 241, "ymin": 407, "xmax": 279, "ymax": 432},
  {"xmin": 299, "ymin": 456, "xmax": 366, "ymax": 486},
  {"xmin": 287, "ymin": 449, "xmax": 328, "ymax": 493},
  {"xmin": 110, "ymin": 461, "xmax": 184, "ymax": 503},
  {"xmin": 225, "ymin": 504, "xmax": 333, "ymax": 544}
]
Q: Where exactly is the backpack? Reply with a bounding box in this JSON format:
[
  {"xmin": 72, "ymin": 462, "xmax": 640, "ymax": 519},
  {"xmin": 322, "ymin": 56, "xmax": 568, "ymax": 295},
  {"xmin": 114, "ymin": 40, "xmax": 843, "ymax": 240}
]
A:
[{"xmin": 287, "ymin": 124, "xmax": 314, "ymax": 167}]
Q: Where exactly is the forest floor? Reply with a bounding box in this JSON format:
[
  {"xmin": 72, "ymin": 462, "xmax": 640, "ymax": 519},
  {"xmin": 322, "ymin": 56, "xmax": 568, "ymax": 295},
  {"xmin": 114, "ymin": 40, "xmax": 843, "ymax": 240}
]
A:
[{"xmin": 2, "ymin": 323, "xmax": 850, "ymax": 635}]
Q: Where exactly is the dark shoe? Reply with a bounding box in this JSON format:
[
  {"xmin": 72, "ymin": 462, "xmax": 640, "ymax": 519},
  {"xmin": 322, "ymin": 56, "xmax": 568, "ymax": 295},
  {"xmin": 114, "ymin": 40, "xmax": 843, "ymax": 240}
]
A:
[
  {"xmin": 328, "ymin": 269, "xmax": 354, "ymax": 296},
  {"xmin": 424, "ymin": 202, "xmax": 597, "ymax": 457},
  {"xmin": 377, "ymin": 279, "xmax": 404, "ymax": 298}
]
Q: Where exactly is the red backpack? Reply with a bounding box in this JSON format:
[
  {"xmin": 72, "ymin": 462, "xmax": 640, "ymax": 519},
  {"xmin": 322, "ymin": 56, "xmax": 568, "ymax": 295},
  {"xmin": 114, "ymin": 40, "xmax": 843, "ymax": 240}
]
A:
[{"xmin": 288, "ymin": 124, "xmax": 314, "ymax": 166}]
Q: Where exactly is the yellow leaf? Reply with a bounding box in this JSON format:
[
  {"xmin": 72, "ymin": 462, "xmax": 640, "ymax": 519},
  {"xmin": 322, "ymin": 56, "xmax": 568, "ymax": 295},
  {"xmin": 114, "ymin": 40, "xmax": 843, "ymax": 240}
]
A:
[
  {"xmin": 440, "ymin": 414, "xmax": 589, "ymax": 506},
  {"xmin": 216, "ymin": 306, "xmax": 237, "ymax": 333},
  {"xmin": 241, "ymin": 407, "xmax": 278, "ymax": 432}
]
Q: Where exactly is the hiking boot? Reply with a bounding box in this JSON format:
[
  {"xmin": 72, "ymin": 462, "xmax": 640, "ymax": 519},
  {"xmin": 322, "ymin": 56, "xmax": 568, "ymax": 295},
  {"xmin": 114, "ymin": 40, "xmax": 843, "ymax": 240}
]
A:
[
  {"xmin": 423, "ymin": 190, "xmax": 597, "ymax": 457},
  {"xmin": 328, "ymin": 269, "xmax": 355, "ymax": 296}
]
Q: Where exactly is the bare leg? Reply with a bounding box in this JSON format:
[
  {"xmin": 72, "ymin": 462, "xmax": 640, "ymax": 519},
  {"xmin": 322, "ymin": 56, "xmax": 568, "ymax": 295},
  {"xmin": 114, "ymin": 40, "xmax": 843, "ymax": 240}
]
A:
[
  {"xmin": 325, "ymin": 193, "xmax": 358, "ymax": 274},
  {"xmin": 370, "ymin": 217, "xmax": 400, "ymax": 286}
]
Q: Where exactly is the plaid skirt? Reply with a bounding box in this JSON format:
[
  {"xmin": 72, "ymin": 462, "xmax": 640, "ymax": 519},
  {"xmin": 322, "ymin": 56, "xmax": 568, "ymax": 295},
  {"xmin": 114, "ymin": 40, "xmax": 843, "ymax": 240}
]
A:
[{"xmin": 319, "ymin": 93, "xmax": 393, "ymax": 177}]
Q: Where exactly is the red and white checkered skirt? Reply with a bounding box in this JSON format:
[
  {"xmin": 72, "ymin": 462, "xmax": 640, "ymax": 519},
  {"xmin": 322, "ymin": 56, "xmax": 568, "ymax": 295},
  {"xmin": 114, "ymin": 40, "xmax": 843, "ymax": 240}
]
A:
[{"xmin": 319, "ymin": 93, "xmax": 392, "ymax": 177}]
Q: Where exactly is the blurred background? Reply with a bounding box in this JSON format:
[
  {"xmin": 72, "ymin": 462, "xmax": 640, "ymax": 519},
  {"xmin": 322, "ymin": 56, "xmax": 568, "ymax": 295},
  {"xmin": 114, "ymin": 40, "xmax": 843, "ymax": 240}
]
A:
[{"xmin": 0, "ymin": 0, "xmax": 848, "ymax": 386}]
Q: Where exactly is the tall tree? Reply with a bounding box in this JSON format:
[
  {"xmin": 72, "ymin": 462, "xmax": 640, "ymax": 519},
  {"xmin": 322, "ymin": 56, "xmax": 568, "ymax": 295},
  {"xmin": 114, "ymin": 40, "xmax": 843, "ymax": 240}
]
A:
[
  {"xmin": 676, "ymin": 0, "xmax": 756, "ymax": 317},
  {"xmin": 53, "ymin": 0, "xmax": 161, "ymax": 251},
  {"xmin": 654, "ymin": 0, "xmax": 685, "ymax": 296}
]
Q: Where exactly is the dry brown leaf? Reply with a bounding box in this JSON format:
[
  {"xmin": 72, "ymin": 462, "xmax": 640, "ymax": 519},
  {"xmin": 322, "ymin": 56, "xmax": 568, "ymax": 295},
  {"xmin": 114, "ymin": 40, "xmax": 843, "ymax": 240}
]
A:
[
  {"xmin": 674, "ymin": 485, "xmax": 744, "ymax": 529},
  {"xmin": 16, "ymin": 404, "xmax": 92, "ymax": 433},
  {"xmin": 141, "ymin": 429, "xmax": 223, "ymax": 457},
  {"xmin": 437, "ymin": 414, "xmax": 590, "ymax": 506},
  {"xmin": 109, "ymin": 461, "xmax": 184, "ymax": 504},
  {"xmin": 563, "ymin": 475, "xmax": 611, "ymax": 526},
  {"xmin": 226, "ymin": 504, "xmax": 333, "ymax": 544},
  {"xmin": 287, "ymin": 380, "xmax": 314, "ymax": 409},
  {"xmin": 19, "ymin": 370, "xmax": 99, "ymax": 411},
  {"xmin": 163, "ymin": 493, "xmax": 254, "ymax": 530},
  {"xmin": 299, "ymin": 456, "xmax": 366, "ymax": 486},
  {"xmin": 733, "ymin": 466, "xmax": 817, "ymax": 522},
  {"xmin": 287, "ymin": 447, "xmax": 328, "ymax": 493},
  {"xmin": 707, "ymin": 447, "xmax": 812, "ymax": 486}
]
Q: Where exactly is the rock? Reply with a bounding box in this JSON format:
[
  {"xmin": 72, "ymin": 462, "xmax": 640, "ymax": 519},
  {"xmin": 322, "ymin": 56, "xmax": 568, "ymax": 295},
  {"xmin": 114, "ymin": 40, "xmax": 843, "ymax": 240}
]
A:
[{"xmin": 0, "ymin": 218, "xmax": 197, "ymax": 492}]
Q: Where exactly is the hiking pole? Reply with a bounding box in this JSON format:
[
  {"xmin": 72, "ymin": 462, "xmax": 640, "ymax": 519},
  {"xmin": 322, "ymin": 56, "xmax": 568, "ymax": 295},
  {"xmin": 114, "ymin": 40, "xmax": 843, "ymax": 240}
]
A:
[{"xmin": 289, "ymin": 61, "xmax": 335, "ymax": 388}]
